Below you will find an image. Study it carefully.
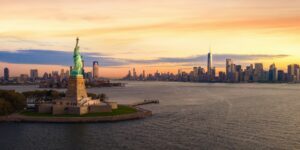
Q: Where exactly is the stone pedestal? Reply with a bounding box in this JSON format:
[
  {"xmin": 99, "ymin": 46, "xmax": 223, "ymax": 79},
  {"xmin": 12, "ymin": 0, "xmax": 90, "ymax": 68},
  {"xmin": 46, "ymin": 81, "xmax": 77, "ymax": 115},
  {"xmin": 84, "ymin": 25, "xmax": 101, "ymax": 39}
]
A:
[
  {"xmin": 65, "ymin": 76, "xmax": 87, "ymax": 104},
  {"xmin": 38, "ymin": 76, "xmax": 116, "ymax": 115}
]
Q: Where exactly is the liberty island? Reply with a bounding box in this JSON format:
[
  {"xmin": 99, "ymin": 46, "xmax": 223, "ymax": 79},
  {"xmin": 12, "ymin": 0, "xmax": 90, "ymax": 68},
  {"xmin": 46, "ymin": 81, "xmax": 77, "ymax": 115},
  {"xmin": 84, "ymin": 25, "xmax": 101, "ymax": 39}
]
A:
[{"xmin": 0, "ymin": 38, "xmax": 152, "ymax": 122}]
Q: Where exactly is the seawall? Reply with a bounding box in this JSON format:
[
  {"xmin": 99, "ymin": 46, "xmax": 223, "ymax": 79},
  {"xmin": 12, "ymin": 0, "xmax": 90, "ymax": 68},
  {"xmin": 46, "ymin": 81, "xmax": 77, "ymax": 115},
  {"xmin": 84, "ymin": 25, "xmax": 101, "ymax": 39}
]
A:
[{"xmin": 0, "ymin": 107, "xmax": 152, "ymax": 123}]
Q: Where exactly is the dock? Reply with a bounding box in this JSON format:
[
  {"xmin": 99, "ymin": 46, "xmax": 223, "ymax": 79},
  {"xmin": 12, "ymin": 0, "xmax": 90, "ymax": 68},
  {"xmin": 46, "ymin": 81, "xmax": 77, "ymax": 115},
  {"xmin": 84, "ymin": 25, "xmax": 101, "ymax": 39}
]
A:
[{"xmin": 131, "ymin": 99, "xmax": 159, "ymax": 107}]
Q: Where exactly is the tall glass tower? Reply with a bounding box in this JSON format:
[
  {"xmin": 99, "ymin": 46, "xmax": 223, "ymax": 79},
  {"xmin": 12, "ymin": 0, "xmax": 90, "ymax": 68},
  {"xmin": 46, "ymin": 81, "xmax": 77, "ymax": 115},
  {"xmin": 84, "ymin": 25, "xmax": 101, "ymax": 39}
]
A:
[
  {"xmin": 4, "ymin": 67, "xmax": 9, "ymax": 81},
  {"xmin": 93, "ymin": 61, "xmax": 99, "ymax": 79},
  {"xmin": 207, "ymin": 50, "xmax": 212, "ymax": 77}
]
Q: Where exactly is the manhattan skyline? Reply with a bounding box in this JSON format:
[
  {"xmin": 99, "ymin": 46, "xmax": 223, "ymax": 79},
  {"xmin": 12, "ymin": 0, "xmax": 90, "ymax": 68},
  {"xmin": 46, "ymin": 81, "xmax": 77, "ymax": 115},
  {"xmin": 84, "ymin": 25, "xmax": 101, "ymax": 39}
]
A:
[
  {"xmin": 1, "ymin": 0, "xmax": 300, "ymax": 77},
  {"xmin": 0, "ymin": 50, "xmax": 295, "ymax": 78}
]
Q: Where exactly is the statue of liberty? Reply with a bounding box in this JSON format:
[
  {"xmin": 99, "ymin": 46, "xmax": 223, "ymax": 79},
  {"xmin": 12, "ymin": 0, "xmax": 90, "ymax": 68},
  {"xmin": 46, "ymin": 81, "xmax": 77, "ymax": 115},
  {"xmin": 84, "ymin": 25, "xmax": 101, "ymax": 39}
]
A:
[{"xmin": 71, "ymin": 37, "xmax": 83, "ymax": 76}]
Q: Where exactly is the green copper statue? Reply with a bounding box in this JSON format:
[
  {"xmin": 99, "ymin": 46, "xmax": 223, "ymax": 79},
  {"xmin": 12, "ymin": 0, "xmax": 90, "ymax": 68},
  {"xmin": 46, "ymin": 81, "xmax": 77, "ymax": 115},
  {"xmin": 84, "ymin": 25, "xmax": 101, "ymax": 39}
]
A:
[{"xmin": 71, "ymin": 37, "xmax": 83, "ymax": 76}]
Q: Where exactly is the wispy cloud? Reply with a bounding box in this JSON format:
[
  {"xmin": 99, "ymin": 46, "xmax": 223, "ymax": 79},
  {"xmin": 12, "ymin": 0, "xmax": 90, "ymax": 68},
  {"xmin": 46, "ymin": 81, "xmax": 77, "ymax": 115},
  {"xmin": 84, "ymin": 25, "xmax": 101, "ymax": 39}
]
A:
[
  {"xmin": 0, "ymin": 49, "xmax": 289, "ymax": 67},
  {"xmin": 0, "ymin": 50, "xmax": 125, "ymax": 67},
  {"xmin": 55, "ymin": 16, "xmax": 300, "ymax": 37},
  {"xmin": 0, "ymin": 36, "xmax": 54, "ymax": 47},
  {"xmin": 126, "ymin": 54, "xmax": 289, "ymax": 64}
]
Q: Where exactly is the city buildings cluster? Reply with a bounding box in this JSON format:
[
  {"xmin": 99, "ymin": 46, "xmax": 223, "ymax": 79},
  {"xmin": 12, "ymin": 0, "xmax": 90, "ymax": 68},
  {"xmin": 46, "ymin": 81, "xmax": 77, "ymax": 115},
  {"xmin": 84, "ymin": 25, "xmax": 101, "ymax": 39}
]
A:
[
  {"xmin": 123, "ymin": 52, "xmax": 300, "ymax": 83},
  {"xmin": 1, "ymin": 51, "xmax": 299, "ymax": 84},
  {"xmin": 0, "ymin": 61, "xmax": 101, "ymax": 86}
]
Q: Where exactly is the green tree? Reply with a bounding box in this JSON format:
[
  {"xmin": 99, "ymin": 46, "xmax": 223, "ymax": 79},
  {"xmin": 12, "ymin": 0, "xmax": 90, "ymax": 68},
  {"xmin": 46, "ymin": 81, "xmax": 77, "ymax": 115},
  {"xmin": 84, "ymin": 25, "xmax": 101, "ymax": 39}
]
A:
[
  {"xmin": 0, "ymin": 90, "xmax": 26, "ymax": 115},
  {"xmin": 87, "ymin": 93, "xmax": 97, "ymax": 99},
  {"xmin": 48, "ymin": 90, "xmax": 61, "ymax": 99},
  {"xmin": 0, "ymin": 99, "xmax": 13, "ymax": 115},
  {"xmin": 23, "ymin": 90, "xmax": 65, "ymax": 101},
  {"xmin": 98, "ymin": 93, "xmax": 108, "ymax": 102}
]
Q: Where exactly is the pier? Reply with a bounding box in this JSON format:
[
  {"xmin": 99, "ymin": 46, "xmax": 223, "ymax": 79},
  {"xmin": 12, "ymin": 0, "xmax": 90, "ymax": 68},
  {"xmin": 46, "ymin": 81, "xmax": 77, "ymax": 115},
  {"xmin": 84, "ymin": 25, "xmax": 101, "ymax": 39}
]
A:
[{"xmin": 131, "ymin": 99, "xmax": 160, "ymax": 107}]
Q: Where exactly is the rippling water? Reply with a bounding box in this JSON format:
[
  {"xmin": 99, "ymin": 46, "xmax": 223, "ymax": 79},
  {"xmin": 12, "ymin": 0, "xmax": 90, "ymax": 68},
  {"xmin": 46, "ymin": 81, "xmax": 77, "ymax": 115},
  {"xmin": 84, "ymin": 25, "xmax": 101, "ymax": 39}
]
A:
[{"xmin": 0, "ymin": 82, "xmax": 300, "ymax": 150}]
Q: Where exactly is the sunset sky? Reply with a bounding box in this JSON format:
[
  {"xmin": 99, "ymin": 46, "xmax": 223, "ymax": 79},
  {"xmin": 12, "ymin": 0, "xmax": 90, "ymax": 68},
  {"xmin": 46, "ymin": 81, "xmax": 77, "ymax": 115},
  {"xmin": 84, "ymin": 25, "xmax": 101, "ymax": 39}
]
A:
[{"xmin": 1, "ymin": 0, "xmax": 300, "ymax": 78}]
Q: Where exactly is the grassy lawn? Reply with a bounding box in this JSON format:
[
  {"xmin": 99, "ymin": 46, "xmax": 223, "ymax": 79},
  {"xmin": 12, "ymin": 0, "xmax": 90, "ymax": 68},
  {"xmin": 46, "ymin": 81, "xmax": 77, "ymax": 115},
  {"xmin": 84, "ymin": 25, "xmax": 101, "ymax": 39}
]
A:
[{"xmin": 20, "ymin": 105, "xmax": 137, "ymax": 117}]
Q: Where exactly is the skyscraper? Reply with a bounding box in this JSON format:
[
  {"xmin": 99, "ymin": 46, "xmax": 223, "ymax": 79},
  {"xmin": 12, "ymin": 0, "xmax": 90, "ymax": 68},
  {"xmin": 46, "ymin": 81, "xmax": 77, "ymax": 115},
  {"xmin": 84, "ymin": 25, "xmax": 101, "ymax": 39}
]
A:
[
  {"xmin": 127, "ymin": 70, "xmax": 132, "ymax": 80},
  {"xmin": 218, "ymin": 71, "xmax": 226, "ymax": 81},
  {"xmin": 85, "ymin": 72, "xmax": 93, "ymax": 80},
  {"xmin": 81, "ymin": 57, "xmax": 85, "ymax": 77},
  {"xmin": 61, "ymin": 69, "xmax": 65, "ymax": 78},
  {"xmin": 254, "ymin": 63, "xmax": 264, "ymax": 81},
  {"xmin": 269, "ymin": 63, "xmax": 278, "ymax": 82},
  {"xmin": 178, "ymin": 69, "xmax": 182, "ymax": 76},
  {"xmin": 30, "ymin": 69, "xmax": 38, "ymax": 81},
  {"xmin": 43, "ymin": 72, "xmax": 49, "ymax": 79},
  {"xmin": 235, "ymin": 65, "xmax": 242, "ymax": 82},
  {"xmin": 93, "ymin": 61, "xmax": 99, "ymax": 79},
  {"xmin": 288, "ymin": 64, "xmax": 300, "ymax": 81},
  {"xmin": 133, "ymin": 68, "xmax": 137, "ymax": 79},
  {"xmin": 4, "ymin": 67, "xmax": 9, "ymax": 81},
  {"xmin": 278, "ymin": 70, "xmax": 285, "ymax": 81},
  {"xmin": 207, "ymin": 50, "xmax": 212, "ymax": 77},
  {"xmin": 193, "ymin": 67, "xmax": 198, "ymax": 78},
  {"xmin": 226, "ymin": 59, "xmax": 233, "ymax": 80},
  {"xmin": 142, "ymin": 70, "xmax": 146, "ymax": 79},
  {"xmin": 211, "ymin": 67, "xmax": 216, "ymax": 79},
  {"xmin": 70, "ymin": 66, "xmax": 73, "ymax": 73},
  {"xmin": 198, "ymin": 67, "xmax": 205, "ymax": 81},
  {"xmin": 244, "ymin": 65, "xmax": 254, "ymax": 82},
  {"xmin": 65, "ymin": 70, "xmax": 70, "ymax": 77}
]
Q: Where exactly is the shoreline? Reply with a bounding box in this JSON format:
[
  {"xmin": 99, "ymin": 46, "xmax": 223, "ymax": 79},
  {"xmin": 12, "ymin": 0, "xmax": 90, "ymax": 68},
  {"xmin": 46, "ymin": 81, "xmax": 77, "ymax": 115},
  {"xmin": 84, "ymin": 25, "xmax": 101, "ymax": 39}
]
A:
[
  {"xmin": 119, "ymin": 80, "xmax": 300, "ymax": 84},
  {"xmin": 0, "ymin": 107, "xmax": 152, "ymax": 123}
]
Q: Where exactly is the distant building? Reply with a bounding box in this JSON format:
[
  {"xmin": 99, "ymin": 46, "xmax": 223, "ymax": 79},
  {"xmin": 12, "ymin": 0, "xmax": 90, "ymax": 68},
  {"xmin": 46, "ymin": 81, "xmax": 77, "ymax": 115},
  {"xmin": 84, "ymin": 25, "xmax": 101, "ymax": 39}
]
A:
[
  {"xmin": 19, "ymin": 74, "xmax": 29, "ymax": 83},
  {"xmin": 51, "ymin": 71, "xmax": 59, "ymax": 81},
  {"xmin": 192, "ymin": 67, "xmax": 199, "ymax": 81},
  {"xmin": 60, "ymin": 69, "xmax": 65, "ymax": 78},
  {"xmin": 85, "ymin": 72, "xmax": 93, "ymax": 80},
  {"xmin": 235, "ymin": 65, "xmax": 242, "ymax": 82},
  {"xmin": 121, "ymin": 57, "xmax": 300, "ymax": 84},
  {"xmin": 81, "ymin": 56, "xmax": 85, "ymax": 76},
  {"xmin": 269, "ymin": 63, "xmax": 278, "ymax": 82},
  {"xmin": 142, "ymin": 70, "xmax": 146, "ymax": 80},
  {"xmin": 128, "ymin": 70, "xmax": 132, "ymax": 79},
  {"xmin": 70, "ymin": 66, "xmax": 73, "ymax": 73},
  {"xmin": 43, "ymin": 72, "xmax": 49, "ymax": 79},
  {"xmin": 226, "ymin": 59, "xmax": 238, "ymax": 82},
  {"xmin": 133, "ymin": 68, "xmax": 137, "ymax": 80},
  {"xmin": 211, "ymin": 67, "xmax": 216, "ymax": 80},
  {"xmin": 197, "ymin": 67, "xmax": 205, "ymax": 81},
  {"xmin": 244, "ymin": 64, "xmax": 254, "ymax": 82},
  {"xmin": 4, "ymin": 67, "xmax": 9, "ymax": 81},
  {"xmin": 288, "ymin": 64, "xmax": 300, "ymax": 82},
  {"xmin": 226, "ymin": 59, "xmax": 233, "ymax": 81},
  {"xmin": 30, "ymin": 69, "xmax": 38, "ymax": 81},
  {"xmin": 93, "ymin": 61, "xmax": 99, "ymax": 79},
  {"xmin": 65, "ymin": 70, "xmax": 70, "ymax": 77},
  {"xmin": 254, "ymin": 63, "xmax": 264, "ymax": 81},
  {"xmin": 177, "ymin": 69, "xmax": 182, "ymax": 78},
  {"xmin": 207, "ymin": 50, "xmax": 213, "ymax": 78},
  {"xmin": 278, "ymin": 70, "xmax": 285, "ymax": 82},
  {"xmin": 218, "ymin": 71, "xmax": 226, "ymax": 81},
  {"xmin": 263, "ymin": 71, "xmax": 269, "ymax": 81}
]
